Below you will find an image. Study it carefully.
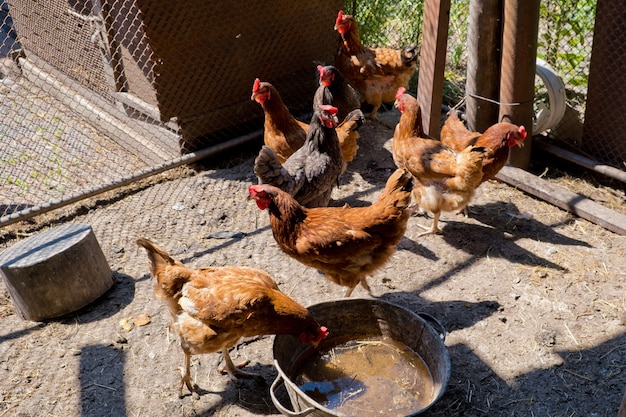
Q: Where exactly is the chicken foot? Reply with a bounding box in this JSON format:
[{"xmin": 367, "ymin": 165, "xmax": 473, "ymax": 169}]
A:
[
  {"xmin": 178, "ymin": 353, "xmax": 198, "ymax": 399},
  {"xmin": 416, "ymin": 212, "xmax": 443, "ymax": 237},
  {"xmin": 344, "ymin": 277, "xmax": 372, "ymax": 297},
  {"xmin": 219, "ymin": 349, "xmax": 266, "ymax": 384}
]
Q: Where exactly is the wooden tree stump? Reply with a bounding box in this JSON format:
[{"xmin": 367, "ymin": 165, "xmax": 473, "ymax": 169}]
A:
[{"xmin": 0, "ymin": 223, "xmax": 113, "ymax": 321}]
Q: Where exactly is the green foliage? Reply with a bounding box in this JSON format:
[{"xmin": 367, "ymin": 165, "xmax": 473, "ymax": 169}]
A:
[
  {"xmin": 350, "ymin": 0, "xmax": 596, "ymax": 108},
  {"xmin": 447, "ymin": 0, "xmax": 470, "ymax": 70},
  {"xmin": 349, "ymin": 0, "xmax": 424, "ymax": 49},
  {"xmin": 537, "ymin": 0, "xmax": 596, "ymax": 99}
]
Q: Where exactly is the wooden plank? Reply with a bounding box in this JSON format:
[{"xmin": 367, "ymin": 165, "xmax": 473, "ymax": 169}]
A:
[
  {"xmin": 417, "ymin": 0, "xmax": 450, "ymax": 138},
  {"xmin": 496, "ymin": 166, "xmax": 626, "ymax": 235}
]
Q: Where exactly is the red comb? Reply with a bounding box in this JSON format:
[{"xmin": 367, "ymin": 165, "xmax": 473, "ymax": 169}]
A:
[
  {"xmin": 519, "ymin": 125, "xmax": 527, "ymax": 139},
  {"xmin": 320, "ymin": 326, "xmax": 329, "ymax": 338},
  {"xmin": 336, "ymin": 10, "xmax": 343, "ymax": 26},
  {"xmin": 320, "ymin": 104, "xmax": 338, "ymax": 114},
  {"xmin": 252, "ymin": 78, "xmax": 261, "ymax": 93},
  {"xmin": 396, "ymin": 87, "xmax": 406, "ymax": 100},
  {"xmin": 317, "ymin": 65, "xmax": 325, "ymax": 78}
]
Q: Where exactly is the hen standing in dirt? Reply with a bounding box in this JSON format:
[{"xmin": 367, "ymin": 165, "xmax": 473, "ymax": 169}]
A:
[
  {"xmin": 136, "ymin": 238, "xmax": 328, "ymax": 398},
  {"xmin": 334, "ymin": 10, "xmax": 418, "ymax": 120},
  {"xmin": 392, "ymin": 88, "xmax": 488, "ymax": 236},
  {"xmin": 248, "ymin": 168, "xmax": 414, "ymax": 297},
  {"xmin": 254, "ymin": 105, "xmax": 344, "ymax": 208}
]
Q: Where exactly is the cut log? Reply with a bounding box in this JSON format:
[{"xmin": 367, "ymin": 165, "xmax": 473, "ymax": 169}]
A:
[{"xmin": 0, "ymin": 223, "xmax": 113, "ymax": 321}]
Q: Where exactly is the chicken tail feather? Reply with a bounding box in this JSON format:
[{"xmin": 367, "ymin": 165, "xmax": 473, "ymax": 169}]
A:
[
  {"xmin": 375, "ymin": 168, "xmax": 414, "ymax": 209},
  {"xmin": 337, "ymin": 109, "xmax": 365, "ymax": 133},
  {"xmin": 446, "ymin": 145, "xmax": 487, "ymax": 191},
  {"xmin": 401, "ymin": 44, "xmax": 419, "ymax": 67},
  {"xmin": 253, "ymin": 146, "xmax": 292, "ymax": 187},
  {"xmin": 136, "ymin": 238, "xmax": 177, "ymax": 277}
]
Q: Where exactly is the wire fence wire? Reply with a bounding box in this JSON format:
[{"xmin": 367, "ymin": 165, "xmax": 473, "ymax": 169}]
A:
[{"xmin": 0, "ymin": 0, "xmax": 617, "ymax": 231}]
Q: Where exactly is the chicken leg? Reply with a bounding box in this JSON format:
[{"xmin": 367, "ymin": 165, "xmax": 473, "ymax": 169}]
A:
[
  {"xmin": 417, "ymin": 212, "xmax": 443, "ymax": 237},
  {"xmin": 179, "ymin": 352, "xmax": 196, "ymax": 398},
  {"xmin": 219, "ymin": 348, "xmax": 265, "ymax": 383},
  {"xmin": 344, "ymin": 277, "xmax": 372, "ymax": 297},
  {"xmin": 178, "ymin": 348, "xmax": 265, "ymax": 398}
]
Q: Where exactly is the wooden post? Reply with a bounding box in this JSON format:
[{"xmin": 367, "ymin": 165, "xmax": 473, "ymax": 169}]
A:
[
  {"xmin": 417, "ymin": 0, "xmax": 451, "ymax": 138},
  {"xmin": 499, "ymin": 0, "xmax": 540, "ymax": 168},
  {"xmin": 465, "ymin": 0, "xmax": 503, "ymax": 132}
]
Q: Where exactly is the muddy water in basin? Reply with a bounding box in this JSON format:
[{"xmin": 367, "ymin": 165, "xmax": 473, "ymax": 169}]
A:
[{"xmin": 292, "ymin": 336, "xmax": 435, "ymax": 417}]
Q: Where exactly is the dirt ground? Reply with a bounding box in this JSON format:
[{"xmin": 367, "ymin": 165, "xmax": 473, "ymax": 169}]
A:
[{"xmin": 0, "ymin": 113, "xmax": 625, "ymax": 417}]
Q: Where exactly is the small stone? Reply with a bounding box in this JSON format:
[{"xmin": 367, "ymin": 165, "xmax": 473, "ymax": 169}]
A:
[{"xmin": 545, "ymin": 246, "xmax": 558, "ymax": 255}]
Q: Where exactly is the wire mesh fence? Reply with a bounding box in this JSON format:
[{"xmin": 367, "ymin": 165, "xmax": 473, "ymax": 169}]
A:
[
  {"xmin": 0, "ymin": 0, "xmax": 619, "ymax": 232},
  {"xmin": 0, "ymin": 0, "xmax": 341, "ymax": 228}
]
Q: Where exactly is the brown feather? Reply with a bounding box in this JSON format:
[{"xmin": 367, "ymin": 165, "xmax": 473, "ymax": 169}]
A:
[
  {"xmin": 440, "ymin": 110, "xmax": 527, "ymax": 182},
  {"xmin": 391, "ymin": 92, "xmax": 488, "ymax": 235},
  {"xmin": 249, "ymin": 168, "xmax": 413, "ymax": 296},
  {"xmin": 334, "ymin": 11, "xmax": 418, "ymax": 120},
  {"xmin": 136, "ymin": 238, "xmax": 326, "ymax": 396}
]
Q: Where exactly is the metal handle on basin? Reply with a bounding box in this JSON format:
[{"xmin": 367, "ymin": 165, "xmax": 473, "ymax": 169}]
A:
[
  {"xmin": 270, "ymin": 374, "xmax": 316, "ymax": 417},
  {"xmin": 418, "ymin": 312, "xmax": 447, "ymax": 341}
]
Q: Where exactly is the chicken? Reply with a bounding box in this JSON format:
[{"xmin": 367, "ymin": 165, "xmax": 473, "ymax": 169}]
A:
[
  {"xmin": 440, "ymin": 109, "xmax": 528, "ymax": 183},
  {"xmin": 136, "ymin": 238, "xmax": 328, "ymax": 398},
  {"xmin": 392, "ymin": 88, "xmax": 479, "ymax": 180},
  {"xmin": 392, "ymin": 88, "xmax": 488, "ymax": 236},
  {"xmin": 313, "ymin": 65, "xmax": 365, "ymax": 173},
  {"xmin": 334, "ymin": 10, "xmax": 418, "ymax": 120},
  {"xmin": 313, "ymin": 65, "xmax": 361, "ymax": 122},
  {"xmin": 248, "ymin": 168, "xmax": 413, "ymax": 297},
  {"xmin": 252, "ymin": 77, "xmax": 364, "ymax": 171},
  {"xmin": 251, "ymin": 78, "xmax": 308, "ymax": 163},
  {"xmin": 254, "ymin": 105, "xmax": 344, "ymax": 208},
  {"xmin": 334, "ymin": 108, "xmax": 365, "ymax": 174}
]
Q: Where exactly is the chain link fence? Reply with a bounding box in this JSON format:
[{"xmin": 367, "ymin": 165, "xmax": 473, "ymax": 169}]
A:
[
  {"xmin": 0, "ymin": 0, "xmax": 619, "ymax": 231},
  {"xmin": 0, "ymin": 0, "xmax": 341, "ymax": 229}
]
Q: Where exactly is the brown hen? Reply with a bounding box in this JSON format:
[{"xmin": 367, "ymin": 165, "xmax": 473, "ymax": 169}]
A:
[
  {"xmin": 392, "ymin": 88, "xmax": 488, "ymax": 236},
  {"xmin": 252, "ymin": 78, "xmax": 307, "ymax": 163},
  {"xmin": 440, "ymin": 109, "xmax": 527, "ymax": 183},
  {"xmin": 334, "ymin": 10, "xmax": 418, "ymax": 120},
  {"xmin": 136, "ymin": 238, "xmax": 328, "ymax": 398},
  {"xmin": 248, "ymin": 168, "xmax": 413, "ymax": 297}
]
